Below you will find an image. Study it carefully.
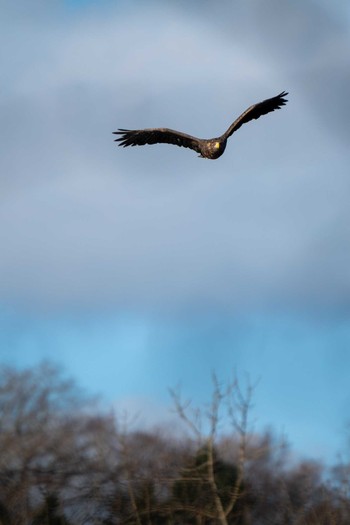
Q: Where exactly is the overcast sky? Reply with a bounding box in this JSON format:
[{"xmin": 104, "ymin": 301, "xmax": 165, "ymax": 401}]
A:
[{"xmin": 1, "ymin": 0, "xmax": 350, "ymax": 463}]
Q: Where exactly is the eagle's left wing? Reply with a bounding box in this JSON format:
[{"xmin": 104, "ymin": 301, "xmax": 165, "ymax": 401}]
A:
[{"xmin": 223, "ymin": 91, "xmax": 288, "ymax": 139}]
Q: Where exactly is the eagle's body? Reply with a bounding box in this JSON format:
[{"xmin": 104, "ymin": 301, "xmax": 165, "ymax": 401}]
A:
[{"xmin": 113, "ymin": 91, "xmax": 288, "ymax": 159}]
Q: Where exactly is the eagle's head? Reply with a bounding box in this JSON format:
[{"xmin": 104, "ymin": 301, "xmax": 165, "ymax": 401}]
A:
[{"xmin": 203, "ymin": 139, "xmax": 227, "ymax": 159}]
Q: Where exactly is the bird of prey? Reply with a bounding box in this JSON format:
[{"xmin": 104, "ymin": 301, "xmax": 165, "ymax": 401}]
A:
[{"xmin": 113, "ymin": 91, "xmax": 288, "ymax": 160}]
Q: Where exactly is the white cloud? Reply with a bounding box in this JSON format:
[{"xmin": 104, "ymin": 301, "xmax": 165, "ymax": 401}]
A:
[{"xmin": 112, "ymin": 395, "xmax": 185, "ymax": 435}]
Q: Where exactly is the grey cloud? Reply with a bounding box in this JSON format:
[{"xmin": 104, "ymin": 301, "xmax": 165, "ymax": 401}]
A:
[
  {"xmin": 180, "ymin": 0, "xmax": 350, "ymax": 141},
  {"xmin": 1, "ymin": 0, "xmax": 350, "ymax": 313}
]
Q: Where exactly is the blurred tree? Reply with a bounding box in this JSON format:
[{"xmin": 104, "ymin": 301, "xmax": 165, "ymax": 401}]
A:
[
  {"xmin": 31, "ymin": 493, "xmax": 71, "ymax": 525},
  {"xmin": 1, "ymin": 362, "xmax": 350, "ymax": 524},
  {"xmin": 0, "ymin": 362, "xmax": 118, "ymax": 524},
  {"xmin": 169, "ymin": 374, "xmax": 253, "ymax": 525},
  {"xmin": 0, "ymin": 499, "xmax": 12, "ymax": 525},
  {"xmin": 111, "ymin": 429, "xmax": 188, "ymax": 525},
  {"xmin": 172, "ymin": 443, "xmax": 248, "ymax": 525}
]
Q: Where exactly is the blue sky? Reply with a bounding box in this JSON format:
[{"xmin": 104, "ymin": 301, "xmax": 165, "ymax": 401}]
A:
[{"xmin": 1, "ymin": 0, "xmax": 350, "ymax": 464}]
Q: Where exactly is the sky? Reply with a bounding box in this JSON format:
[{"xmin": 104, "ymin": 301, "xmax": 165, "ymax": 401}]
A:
[{"xmin": 1, "ymin": 0, "xmax": 350, "ymax": 464}]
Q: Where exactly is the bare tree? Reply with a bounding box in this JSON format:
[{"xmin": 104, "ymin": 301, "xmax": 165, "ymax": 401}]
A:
[
  {"xmin": 1, "ymin": 362, "xmax": 350, "ymax": 525},
  {"xmin": 169, "ymin": 373, "xmax": 254, "ymax": 525},
  {"xmin": 0, "ymin": 362, "xmax": 118, "ymax": 524}
]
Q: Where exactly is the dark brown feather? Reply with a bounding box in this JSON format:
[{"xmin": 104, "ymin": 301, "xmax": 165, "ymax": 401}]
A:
[
  {"xmin": 223, "ymin": 91, "xmax": 288, "ymax": 139},
  {"xmin": 113, "ymin": 91, "xmax": 288, "ymax": 159},
  {"xmin": 113, "ymin": 128, "xmax": 202, "ymax": 154}
]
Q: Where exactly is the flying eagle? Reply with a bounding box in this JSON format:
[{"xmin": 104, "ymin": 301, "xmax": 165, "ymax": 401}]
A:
[{"xmin": 113, "ymin": 91, "xmax": 288, "ymax": 160}]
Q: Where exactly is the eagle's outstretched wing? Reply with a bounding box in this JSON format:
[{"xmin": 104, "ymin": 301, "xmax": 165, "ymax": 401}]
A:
[
  {"xmin": 223, "ymin": 91, "xmax": 288, "ymax": 139},
  {"xmin": 113, "ymin": 128, "xmax": 202, "ymax": 154},
  {"xmin": 114, "ymin": 92, "xmax": 288, "ymax": 159}
]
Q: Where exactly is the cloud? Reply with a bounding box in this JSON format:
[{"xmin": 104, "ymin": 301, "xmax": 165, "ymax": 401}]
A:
[
  {"xmin": 1, "ymin": 0, "xmax": 349, "ymax": 314},
  {"xmin": 112, "ymin": 395, "xmax": 186, "ymax": 435}
]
